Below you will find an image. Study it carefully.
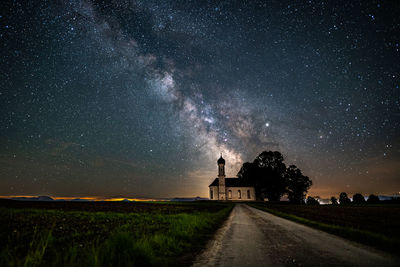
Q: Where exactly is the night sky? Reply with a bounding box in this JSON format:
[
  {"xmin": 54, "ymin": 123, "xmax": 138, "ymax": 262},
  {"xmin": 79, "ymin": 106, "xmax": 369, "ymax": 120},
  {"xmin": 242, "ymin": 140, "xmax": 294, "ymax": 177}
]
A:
[{"xmin": 1, "ymin": 0, "xmax": 399, "ymax": 198}]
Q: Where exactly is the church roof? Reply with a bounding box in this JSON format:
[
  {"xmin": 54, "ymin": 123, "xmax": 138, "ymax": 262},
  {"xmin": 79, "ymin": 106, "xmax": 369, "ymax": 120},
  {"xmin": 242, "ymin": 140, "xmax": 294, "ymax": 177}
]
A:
[
  {"xmin": 209, "ymin": 178, "xmax": 254, "ymax": 187},
  {"xmin": 217, "ymin": 155, "xmax": 225, "ymax": 164}
]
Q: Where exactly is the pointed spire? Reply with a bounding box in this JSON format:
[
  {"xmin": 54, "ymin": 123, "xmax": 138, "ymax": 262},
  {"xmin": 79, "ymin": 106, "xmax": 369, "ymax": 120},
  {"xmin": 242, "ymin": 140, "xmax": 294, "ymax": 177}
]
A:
[{"xmin": 217, "ymin": 153, "xmax": 225, "ymax": 165}]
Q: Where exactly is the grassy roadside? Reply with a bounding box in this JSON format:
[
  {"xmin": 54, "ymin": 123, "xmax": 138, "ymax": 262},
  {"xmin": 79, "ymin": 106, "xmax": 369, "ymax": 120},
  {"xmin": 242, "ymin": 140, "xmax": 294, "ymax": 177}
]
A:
[
  {"xmin": 0, "ymin": 202, "xmax": 233, "ymax": 266},
  {"xmin": 248, "ymin": 203, "xmax": 400, "ymax": 255}
]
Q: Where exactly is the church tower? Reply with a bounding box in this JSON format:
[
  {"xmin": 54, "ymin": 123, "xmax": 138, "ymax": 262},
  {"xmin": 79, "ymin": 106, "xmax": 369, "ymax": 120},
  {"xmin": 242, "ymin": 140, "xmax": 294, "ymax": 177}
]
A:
[{"xmin": 217, "ymin": 154, "xmax": 226, "ymax": 200}]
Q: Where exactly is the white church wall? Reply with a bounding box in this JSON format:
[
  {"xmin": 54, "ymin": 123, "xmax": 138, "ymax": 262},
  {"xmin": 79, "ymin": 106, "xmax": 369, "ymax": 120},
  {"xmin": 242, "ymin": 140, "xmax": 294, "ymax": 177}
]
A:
[
  {"xmin": 226, "ymin": 187, "xmax": 256, "ymax": 201},
  {"xmin": 209, "ymin": 186, "xmax": 256, "ymax": 201},
  {"xmin": 209, "ymin": 186, "xmax": 218, "ymax": 200}
]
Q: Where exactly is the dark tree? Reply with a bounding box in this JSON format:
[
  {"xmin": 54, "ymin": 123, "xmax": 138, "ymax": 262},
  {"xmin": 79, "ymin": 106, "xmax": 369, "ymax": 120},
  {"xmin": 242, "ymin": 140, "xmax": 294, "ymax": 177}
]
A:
[
  {"xmin": 352, "ymin": 193, "xmax": 366, "ymax": 204},
  {"xmin": 237, "ymin": 161, "xmax": 261, "ymax": 199},
  {"xmin": 238, "ymin": 151, "xmax": 288, "ymax": 201},
  {"xmin": 237, "ymin": 162, "xmax": 258, "ymax": 183},
  {"xmin": 367, "ymin": 194, "xmax": 380, "ymax": 204},
  {"xmin": 285, "ymin": 165, "xmax": 312, "ymax": 203},
  {"xmin": 339, "ymin": 192, "xmax": 351, "ymax": 204},
  {"xmin": 330, "ymin": 196, "xmax": 338, "ymax": 205},
  {"xmin": 306, "ymin": 196, "xmax": 319, "ymax": 205},
  {"xmin": 238, "ymin": 151, "xmax": 312, "ymax": 202}
]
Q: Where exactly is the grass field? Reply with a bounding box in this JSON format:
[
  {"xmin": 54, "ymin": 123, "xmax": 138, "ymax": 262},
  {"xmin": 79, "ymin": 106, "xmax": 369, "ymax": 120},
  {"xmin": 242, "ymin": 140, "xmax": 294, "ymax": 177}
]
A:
[
  {"xmin": 0, "ymin": 200, "xmax": 233, "ymax": 266},
  {"xmin": 249, "ymin": 203, "xmax": 400, "ymax": 254}
]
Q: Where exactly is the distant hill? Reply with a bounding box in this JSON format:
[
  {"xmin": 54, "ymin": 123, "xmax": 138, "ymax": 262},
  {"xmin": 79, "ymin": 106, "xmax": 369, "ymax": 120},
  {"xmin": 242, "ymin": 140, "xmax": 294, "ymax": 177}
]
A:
[{"xmin": 10, "ymin": 196, "xmax": 54, "ymax": 201}]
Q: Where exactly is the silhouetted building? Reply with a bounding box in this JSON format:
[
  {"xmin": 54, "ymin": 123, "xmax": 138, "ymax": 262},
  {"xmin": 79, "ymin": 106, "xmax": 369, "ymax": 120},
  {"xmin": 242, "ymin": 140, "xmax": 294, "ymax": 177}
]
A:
[{"xmin": 209, "ymin": 155, "xmax": 256, "ymax": 201}]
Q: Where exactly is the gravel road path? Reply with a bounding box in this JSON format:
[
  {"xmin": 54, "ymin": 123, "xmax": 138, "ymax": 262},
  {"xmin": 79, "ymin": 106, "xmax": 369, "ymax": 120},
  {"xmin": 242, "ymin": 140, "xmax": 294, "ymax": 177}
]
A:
[{"xmin": 192, "ymin": 204, "xmax": 399, "ymax": 267}]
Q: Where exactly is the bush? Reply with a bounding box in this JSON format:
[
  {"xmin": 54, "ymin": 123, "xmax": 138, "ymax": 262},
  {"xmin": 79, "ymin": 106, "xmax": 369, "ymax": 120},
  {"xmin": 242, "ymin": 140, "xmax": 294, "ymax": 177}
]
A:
[
  {"xmin": 339, "ymin": 192, "xmax": 351, "ymax": 204},
  {"xmin": 306, "ymin": 196, "xmax": 319, "ymax": 205},
  {"xmin": 352, "ymin": 193, "xmax": 366, "ymax": 204}
]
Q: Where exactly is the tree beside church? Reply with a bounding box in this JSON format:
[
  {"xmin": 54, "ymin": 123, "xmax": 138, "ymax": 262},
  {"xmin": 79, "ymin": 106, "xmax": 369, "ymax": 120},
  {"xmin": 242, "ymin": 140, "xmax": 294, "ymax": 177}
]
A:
[{"xmin": 209, "ymin": 151, "xmax": 312, "ymax": 202}]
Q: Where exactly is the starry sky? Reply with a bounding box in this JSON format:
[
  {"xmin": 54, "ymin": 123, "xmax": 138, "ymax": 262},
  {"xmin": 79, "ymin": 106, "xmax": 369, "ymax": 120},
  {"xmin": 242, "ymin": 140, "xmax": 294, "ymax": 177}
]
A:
[{"xmin": 1, "ymin": 0, "xmax": 399, "ymax": 198}]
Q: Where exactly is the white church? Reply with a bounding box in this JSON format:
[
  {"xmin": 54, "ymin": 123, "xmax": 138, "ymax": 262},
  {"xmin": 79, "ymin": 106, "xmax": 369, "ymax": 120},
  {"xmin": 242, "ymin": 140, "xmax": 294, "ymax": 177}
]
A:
[{"xmin": 209, "ymin": 155, "xmax": 256, "ymax": 201}]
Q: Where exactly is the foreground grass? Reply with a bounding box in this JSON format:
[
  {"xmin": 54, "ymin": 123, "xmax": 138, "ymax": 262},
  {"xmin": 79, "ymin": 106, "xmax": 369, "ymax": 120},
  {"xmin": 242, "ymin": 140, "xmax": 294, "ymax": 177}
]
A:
[
  {"xmin": 249, "ymin": 203, "xmax": 400, "ymax": 254},
  {"xmin": 0, "ymin": 202, "xmax": 233, "ymax": 266}
]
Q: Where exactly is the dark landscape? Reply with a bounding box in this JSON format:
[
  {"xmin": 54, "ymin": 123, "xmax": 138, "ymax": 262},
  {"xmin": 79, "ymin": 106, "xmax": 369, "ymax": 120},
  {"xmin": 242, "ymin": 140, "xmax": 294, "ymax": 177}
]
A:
[
  {"xmin": 2, "ymin": 199, "xmax": 400, "ymax": 266},
  {"xmin": 0, "ymin": 200, "xmax": 232, "ymax": 266}
]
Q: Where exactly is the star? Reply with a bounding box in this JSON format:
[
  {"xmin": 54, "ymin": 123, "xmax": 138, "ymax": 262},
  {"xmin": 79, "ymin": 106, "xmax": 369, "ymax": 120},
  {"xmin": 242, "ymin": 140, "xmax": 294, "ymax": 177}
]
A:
[{"xmin": 0, "ymin": 0, "xmax": 398, "ymax": 198}]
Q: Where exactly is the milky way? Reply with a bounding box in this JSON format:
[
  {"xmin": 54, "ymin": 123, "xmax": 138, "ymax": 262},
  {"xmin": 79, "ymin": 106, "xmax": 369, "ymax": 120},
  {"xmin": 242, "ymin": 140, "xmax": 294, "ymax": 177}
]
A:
[{"xmin": 1, "ymin": 0, "xmax": 399, "ymax": 198}]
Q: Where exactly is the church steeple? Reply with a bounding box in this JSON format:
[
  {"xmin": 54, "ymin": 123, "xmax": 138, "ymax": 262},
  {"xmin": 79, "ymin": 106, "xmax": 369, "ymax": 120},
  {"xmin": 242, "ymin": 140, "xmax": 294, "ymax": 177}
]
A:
[
  {"xmin": 217, "ymin": 154, "xmax": 225, "ymax": 177},
  {"xmin": 217, "ymin": 154, "xmax": 226, "ymax": 200}
]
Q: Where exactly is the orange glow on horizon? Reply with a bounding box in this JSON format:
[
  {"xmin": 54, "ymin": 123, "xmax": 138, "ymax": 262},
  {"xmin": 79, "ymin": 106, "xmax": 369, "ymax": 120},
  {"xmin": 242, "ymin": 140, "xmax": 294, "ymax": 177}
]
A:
[{"xmin": 0, "ymin": 195, "xmax": 165, "ymax": 202}]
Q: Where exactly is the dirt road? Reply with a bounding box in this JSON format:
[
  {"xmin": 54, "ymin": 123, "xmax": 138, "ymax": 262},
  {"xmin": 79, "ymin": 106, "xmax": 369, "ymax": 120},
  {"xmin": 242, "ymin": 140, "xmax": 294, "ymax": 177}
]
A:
[{"xmin": 193, "ymin": 204, "xmax": 399, "ymax": 267}]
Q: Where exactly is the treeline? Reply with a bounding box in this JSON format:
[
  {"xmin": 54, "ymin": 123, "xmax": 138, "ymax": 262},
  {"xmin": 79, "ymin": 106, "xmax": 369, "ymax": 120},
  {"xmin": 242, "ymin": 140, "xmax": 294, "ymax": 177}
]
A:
[
  {"xmin": 238, "ymin": 150, "xmax": 397, "ymax": 205},
  {"xmin": 306, "ymin": 192, "xmax": 400, "ymax": 205}
]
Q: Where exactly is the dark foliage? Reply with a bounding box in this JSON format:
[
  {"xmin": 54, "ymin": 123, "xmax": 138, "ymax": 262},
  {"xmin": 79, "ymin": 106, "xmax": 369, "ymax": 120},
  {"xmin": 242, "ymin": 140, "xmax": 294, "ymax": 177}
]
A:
[
  {"xmin": 237, "ymin": 151, "xmax": 312, "ymax": 202},
  {"xmin": 237, "ymin": 162, "xmax": 260, "ymax": 196},
  {"xmin": 286, "ymin": 165, "xmax": 312, "ymax": 203},
  {"xmin": 352, "ymin": 193, "xmax": 366, "ymax": 204},
  {"xmin": 254, "ymin": 151, "xmax": 287, "ymax": 201},
  {"xmin": 330, "ymin": 196, "xmax": 338, "ymax": 205},
  {"xmin": 306, "ymin": 196, "xmax": 320, "ymax": 205},
  {"xmin": 339, "ymin": 192, "xmax": 351, "ymax": 204},
  {"xmin": 367, "ymin": 194, "xmax": 380, "ymax": 204}
]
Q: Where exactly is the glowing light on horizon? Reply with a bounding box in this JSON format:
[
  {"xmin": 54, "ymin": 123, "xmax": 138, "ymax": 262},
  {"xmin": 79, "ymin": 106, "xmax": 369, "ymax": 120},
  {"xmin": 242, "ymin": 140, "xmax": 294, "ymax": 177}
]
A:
[{"xmin": 0, "ymin": 195, "xmax": 166, "ymax": 202}]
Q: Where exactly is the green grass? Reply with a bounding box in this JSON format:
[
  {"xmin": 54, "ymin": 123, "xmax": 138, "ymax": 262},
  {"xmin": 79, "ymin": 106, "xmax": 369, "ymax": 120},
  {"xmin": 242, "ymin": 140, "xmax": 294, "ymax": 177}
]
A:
[
  {"xmin": 249, "ymin": 203, "xmax": 400, "ymax": 254},
  {"xmin": 0, "ymin": 202, "xmax": 233, "ymax": 266}
]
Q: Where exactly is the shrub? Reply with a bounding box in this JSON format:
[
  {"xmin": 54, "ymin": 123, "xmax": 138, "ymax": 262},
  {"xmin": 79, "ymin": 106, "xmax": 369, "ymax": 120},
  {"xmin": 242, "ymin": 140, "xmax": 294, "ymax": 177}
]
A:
[
  {"xmin": 352, "ymin": 193, "xmax": 366, "ymax": 204},
  {"xmin": 339, "ymin": 192, "xmax": 351, "ymax": 204},
  {"xmin": 306, "ymin": 196, "xmax": 319, "ymax": 205}
]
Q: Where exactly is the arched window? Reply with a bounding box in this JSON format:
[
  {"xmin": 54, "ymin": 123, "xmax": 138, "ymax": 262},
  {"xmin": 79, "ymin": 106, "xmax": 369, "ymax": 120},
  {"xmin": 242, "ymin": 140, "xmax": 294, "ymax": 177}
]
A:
[
  {"xmin": 210, "ymin": 189, "xmax": 213, "ymax": 200},
  {"xmin": 228, "ymin": 190, "xmax": 232, "ymax": 199},
  {"xmin": 247, "ymin": 190, "xmax": 251, "ymax": 199},
  {"xmin": 238, "ymin": 190, "xmax": 241, "ymax": 199}
]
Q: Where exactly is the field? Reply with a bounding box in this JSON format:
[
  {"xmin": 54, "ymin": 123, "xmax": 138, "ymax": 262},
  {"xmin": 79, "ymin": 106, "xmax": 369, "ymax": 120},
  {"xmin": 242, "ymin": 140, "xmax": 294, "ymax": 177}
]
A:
[
  {"xmin": 249, "ymin": 203, "xmax": 400, "ymax": 253},
  {"xmin": 0, "ymin": 200, "xmax": 233, "ymax": 266}
]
